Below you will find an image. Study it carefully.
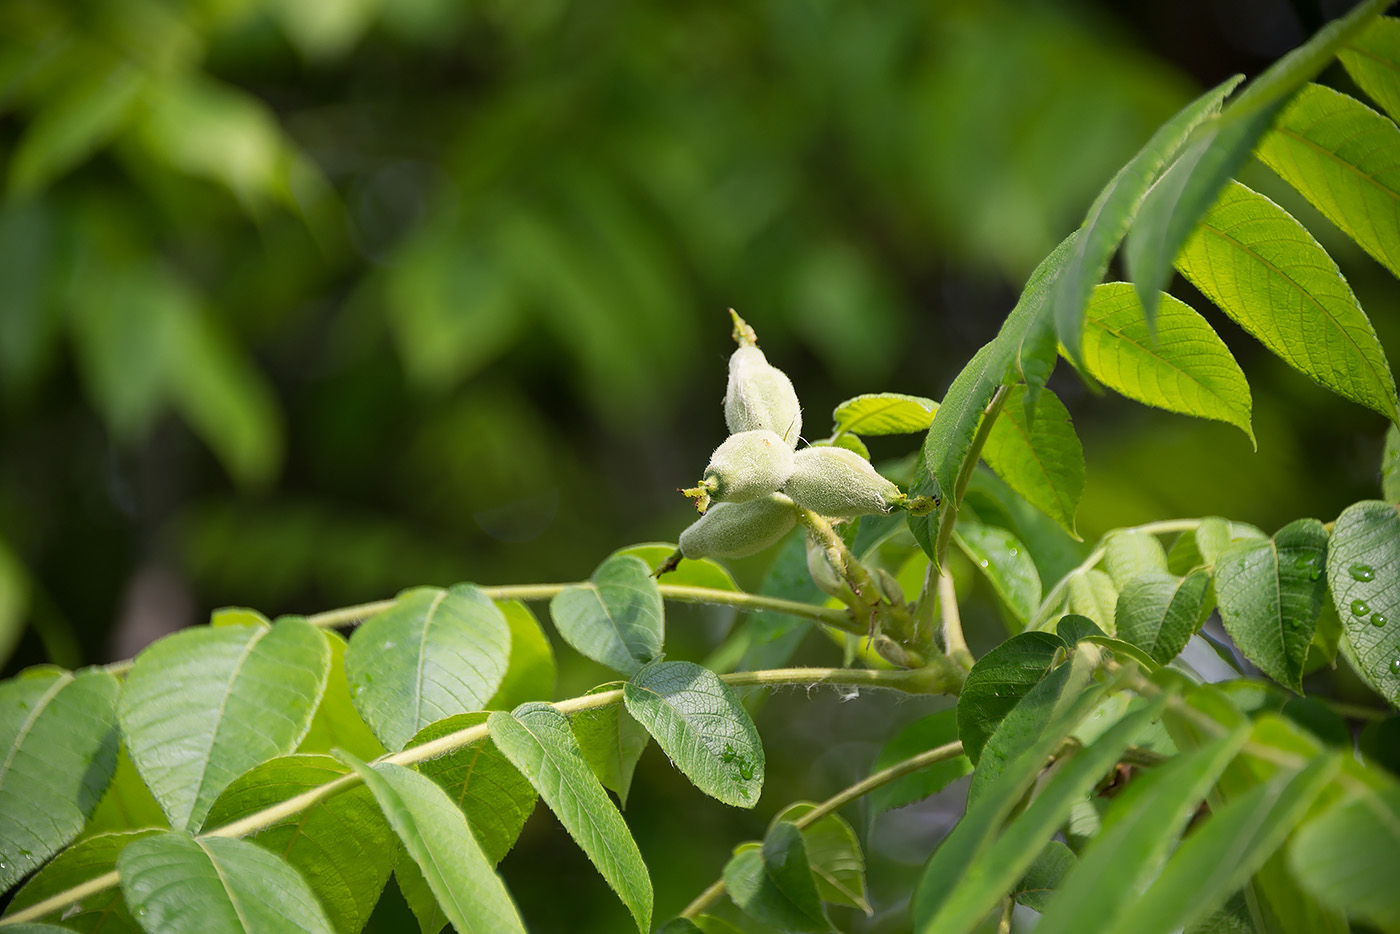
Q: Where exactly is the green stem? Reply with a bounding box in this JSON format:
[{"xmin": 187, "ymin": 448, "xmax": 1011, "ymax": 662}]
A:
[
  {"xmin": 0, "ymin": 667, "xmax": 948, "ymax": 928},
  {"xmin": 679, "ymin": 739, "xmax": 966, "ymax": 919},
  {"xmin": 938, "ymin": 565, "xmax": 972, "ymax": 670}
]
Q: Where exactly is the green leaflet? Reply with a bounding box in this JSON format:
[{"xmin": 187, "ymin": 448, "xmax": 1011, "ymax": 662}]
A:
[
  {"xmin": 831, "ymin": 393, "xmax": 937, "ymax": 436},
  {"xmin": 1103, "ymin": 755, "xmax": 1341, "ymax": 934},
  {"xmin": 405, "ymin": 713, "xmax": 536, "ymax": 864},
  {"xmin": 1101, "ymin": 529, "xmax": 1169, "ymax": 588},
  {"xmin": 571, "ymin": 684, "xmax": 650, "ymax": 809},
  {"xmin": 867, "ymin": 710, "xmax": 972, "ymax": 815},
  {"xmin": 981, "ymin": 384, "xmax": 1084, "ymax": 537},
  {"xmin": 1067, "ymin": 569, "xmax": 1119, "ymax": 635},
  {"xmin": 967, "ymin": 650, "xmax": 1099, "ymax": 806},
  {"xmin": 118, "ymin": 830, "xmax": 335, "ymax": 934},
  {"xmin": 0, "ymin": 666, "xmax": 119, "ymax": 891},
  {"xmin": 623, "ymin": 661, "xmax": 763, "ymax": 808},
  {"xmin": 956, "ymin": 631, "xmax": 1065, "ymax": 763},
  {"xmin": 722, "ymin": 822, "xmax": 831, "ymax": 932},
  {"xmin": 6, "ymin": 829, "xmax": 157, "ymax": 933},
  {"xmin": 487, "ymin": 703, "xmax": 652, "ymax": 932},
  {"xmin": 1256, "ymin": 83, "xmax": 1400, "ymax": 279},
  {"xmin": 1340, "ymin": 15, "xmax": 1400, "ymax": 122},
  {"xmin": 339, "ymin": 755, "xmax": 526, "ymax": 934},
  {"xmin": 1215, "ymin": 518, "xmax": 1330, "ymax": 693},
  {"xmin": 771, "ymin": 803, "xmax": 870, "ymax": 914},
  {"xmin": 345, "ymin": 584, "xmax": 510, "ymax": 751},
  {"xmin": 80, "ymin": 745, "xmax": 166, "ymax": 839},
  {"xmin": 1176, "ymin": 179, "xmax": 1398, "ymax": 422},
  {"xmin": 917, "ymin": 694, "xmax": 1171, "ymax": 933},
  {"xmin": 202, "ymin": 754, "xmax": 396, "ymax": 934},
  {"xmin": 1291, "ymin": 785, "xmax": 1400, "ymax": 930},
  {"xmin": 119, "ymin": 618, "xmax": 329, "ymax": 833},
  {"xmin": 1326, "ymin": 500, "xmax": 1400, "ymax": 706},
  {"xmin": 296, "ymin": 629, "xmax": 386, "ymax": 762},
  {"xmin": 1115, "ymin": 569, "xmax": 1214, "ymax": 665},
  {"xmin": 1033, "ymin": 725, "xmax": 1250, "ymax": 934},
  {"xmin": 1053, "ymin": 76, "xmax": 1243, "ymax": 367},
  {"xmin": 1125, "ymin": 0, "xmax": 1392, "ymax": 326},
  {"xmin": 954, "ymin": 523, "xmax": 1041, "ymax": 628},
  {"xmin": 550, "ymin": 554, "xmax": 664, "ymax": 677},
  {"xmin": 1012, "ymin": 841, "xmax": 1077, "ymax": 912},
  {"xmin": 1384, "ymin": 425, "xmax": 1400, "ymax": 503},
  {"xmin": 486, "ymin": 600, "xmax": 557, "ymax": 711},
  {"xmin": 923, "ymin": 235, "xmax": 1078, "ymax": 508},
  {"xmin": 1077, "ymin": 283, "xmax": 1252, "ymax": 443}
]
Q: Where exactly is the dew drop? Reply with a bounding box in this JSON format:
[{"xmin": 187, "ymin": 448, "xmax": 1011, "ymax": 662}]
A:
[
  {"xmin": 1294, "ymin": 555, "xmax": 1313, "ymax": 570},
  {"xmin": 1008, "ymin": 548, "xmax": 1019, "ymax": 558},
  {"xmin": 1391, "ymin": 658, "xmax": 1400, "ymax": 673},
  {"xmin": 1351, "ymin": 599, "xmax": 1371, "ymax": 616},
  {"xmin": 738, "ymin": 759, "xmax": 755, "ymax": 780},
  {"xmin": 1350, "ymin": 564, "xmax": 1375, "ymax": 582},
  {"xmin": 979, "ymin": 559, "xmax": 989, "ymax": 569},
  {"xmin": 1309, "ymin": 568, "xmax": 1322, "ymax": 581},
  {"xmin": 1373, "ymin": 613, "xmax": 1389, "ymax": 628}
]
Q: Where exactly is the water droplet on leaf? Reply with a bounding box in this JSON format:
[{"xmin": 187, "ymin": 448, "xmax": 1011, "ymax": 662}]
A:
[
  {"xmin": 1350, "ymin": 564, "xmax": 1375, "ymax": 582},
  {"xmin": 1372, "ymin": 613, "xmax": 1388, "ymax": 628},
  {"xmin": 1351, "ymin": 599, "xmax": 1371, "ymax": 616}
]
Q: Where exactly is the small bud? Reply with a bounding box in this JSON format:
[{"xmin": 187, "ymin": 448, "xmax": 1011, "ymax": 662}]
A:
[
  {"xmin": 678, "ymin": 495, "xmax": 798, "ymax": 560},
  {"xmin": 724, "ymin": 347, "xmax": 802, "ymax": 448},
  {"xmin": 805, "ymin": 531, "xmax": 857, "ymax": 604},
  {"xmin": 783, "ymin": 447, "xmax": 905, "ymax": 518},
  {"xmin": 684, "ymin": 429, "xmax": 794, "ymax": 513}
]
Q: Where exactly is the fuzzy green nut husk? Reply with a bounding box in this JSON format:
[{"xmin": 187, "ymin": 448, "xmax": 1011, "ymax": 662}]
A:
[
  {"xmin": 678, "ymin": 494, "xmax": 798, "ymax": 559},
  {"xmin": 723, "ymin": 345, "xmax": 803, "ymax": 448},
  {"xmin": 684, "ymin": 429, "xmax": 795, "ymax": 512},
  {"xmin": 783, "ymin": 446, "xmax": 905, "ymax": 518}
]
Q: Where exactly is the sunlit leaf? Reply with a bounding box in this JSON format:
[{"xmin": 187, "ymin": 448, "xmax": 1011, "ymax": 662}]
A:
[
  {"xmin": 867, "ymin": 710, "xmax": 972, "ymax": 814},
  {"xmin": 345, "ymin": 584, "xmax": 510, "ymax": 750},
  {"xmin": 1176, "ymin": 180, "xmax": 1398, "ymax": 422},
  {"xmin": 118, "ymin": 830, "xmax": 335, "ymax": 934},
  {"xmin": 1053, "ymin": 76, "xmax": 1243, "ymax": 366},
  {"xmin": 623, "ymin": 661, "xmax": 763, "ymax": 808},
  {"xmin": 337, "ymin": 755, "xmax": 525, "ymax": 934},
  {"xmin": 1326, "ymin": 500, "xmax": 1400, "ymax": 706},
  {"xmin": 614, "ymin": 544, "xmax": 738, "ymax": 592},
  {"xmin": 1067, "ymin": 569, "xmax": 1119, "ymax": 635},
  {"xmin": 1077, "ymin": 284, "xmax": 1252, "ymax": 442},
  {"xmin": 571, "ymin": 684, "xmax": 650, "ymax": 809},
  {"xmin": 550, "ymin": 555, "xmax": 664, "ymax": 677},
  {"xmin": 1256, "ymin": 83, "xmax": 1400, "ymax": 279},
  {"xmin": 487, "ymin": 704, "xmax": 652, "ymax": 932},
  {"xmin": 831, "ymin": 393, "xmax": 937, "ymax": 436},
  {"xmin": 955, "ymin": 523, "xmax": 1041, "ymax": 627},
  {"xmin": 119, "ymin": 619, "xmax": 329, "ymax": 832},
  {"xmin": 1215, "ymin": 519, "xmax": 1329, "ymax": 692},
  {"xmin": 1125, "ymin": 0, "xmax": 1391, "ymax": 324},
  {"xmin": 982, "ymin": 384, "xmax": 1083, "ymax": 536},
  {"xmin": 0, "ymin": 666, "xmax": 119, "ymax": 891},
  {"xmin": 723, "ymin": 823, "xmax": 830, "ymax": 932},
  {"xmin": 406, "ymin": 712, "xmax": 536, "ymax": 864},
  {"xmin": 203, "ymin": 754, "xmax": 396, "ymax": 934},
  {"xmin": 6, "ymin": 829, "xmax": 156, "ymax": 933},
  {"xmin": 297, "ymin": 629, "xmax": 386, "ymax": 762},
  {"xmin": 1340, "ymin": 15, "xmax": 1400, "ymax": 121},
  {"xmin": 1101, "ymin": 529, "xmax": 1169, "ymax": 588},
  {"xmin": 80, "ymin": 745, "xmax": 166, "ymax": 840}
]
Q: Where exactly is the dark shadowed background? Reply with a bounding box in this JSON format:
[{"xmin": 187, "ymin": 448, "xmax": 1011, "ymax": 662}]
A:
[{"xmin": 0, "ymin": 0, "xmax": 1390, "ymax": 930}]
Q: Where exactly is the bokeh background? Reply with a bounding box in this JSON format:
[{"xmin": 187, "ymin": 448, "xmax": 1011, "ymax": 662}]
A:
[{"xmin": 1, "ymin": 0, "xmax": 1394, "ymax": 930}]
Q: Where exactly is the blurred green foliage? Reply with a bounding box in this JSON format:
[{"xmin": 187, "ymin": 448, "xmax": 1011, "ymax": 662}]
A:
[{"xmin": 0, "ymin": 0, "xmax": 1391, "ymax": 929}]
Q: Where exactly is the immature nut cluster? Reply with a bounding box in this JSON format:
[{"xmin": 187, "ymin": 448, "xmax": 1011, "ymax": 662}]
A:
[{"xmin": 670, "ymin": 311, "xmax": 917, "ymax": 565}]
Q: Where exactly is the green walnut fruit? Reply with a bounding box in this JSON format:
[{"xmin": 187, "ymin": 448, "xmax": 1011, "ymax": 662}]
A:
[
  {"xmin": 724, "ymin": 345, "xmax": 802, "ymax": 447},
  {"xmin": 783, "ymin": 446, "xmax": 905, "ymax": 518},
  {"xmin": 678, "ymin": 494, "xmax": 798, "ymax": 559},
  {"xmin": 684, "ymin": 429, "xmax": 795, "ymax": 512}
]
